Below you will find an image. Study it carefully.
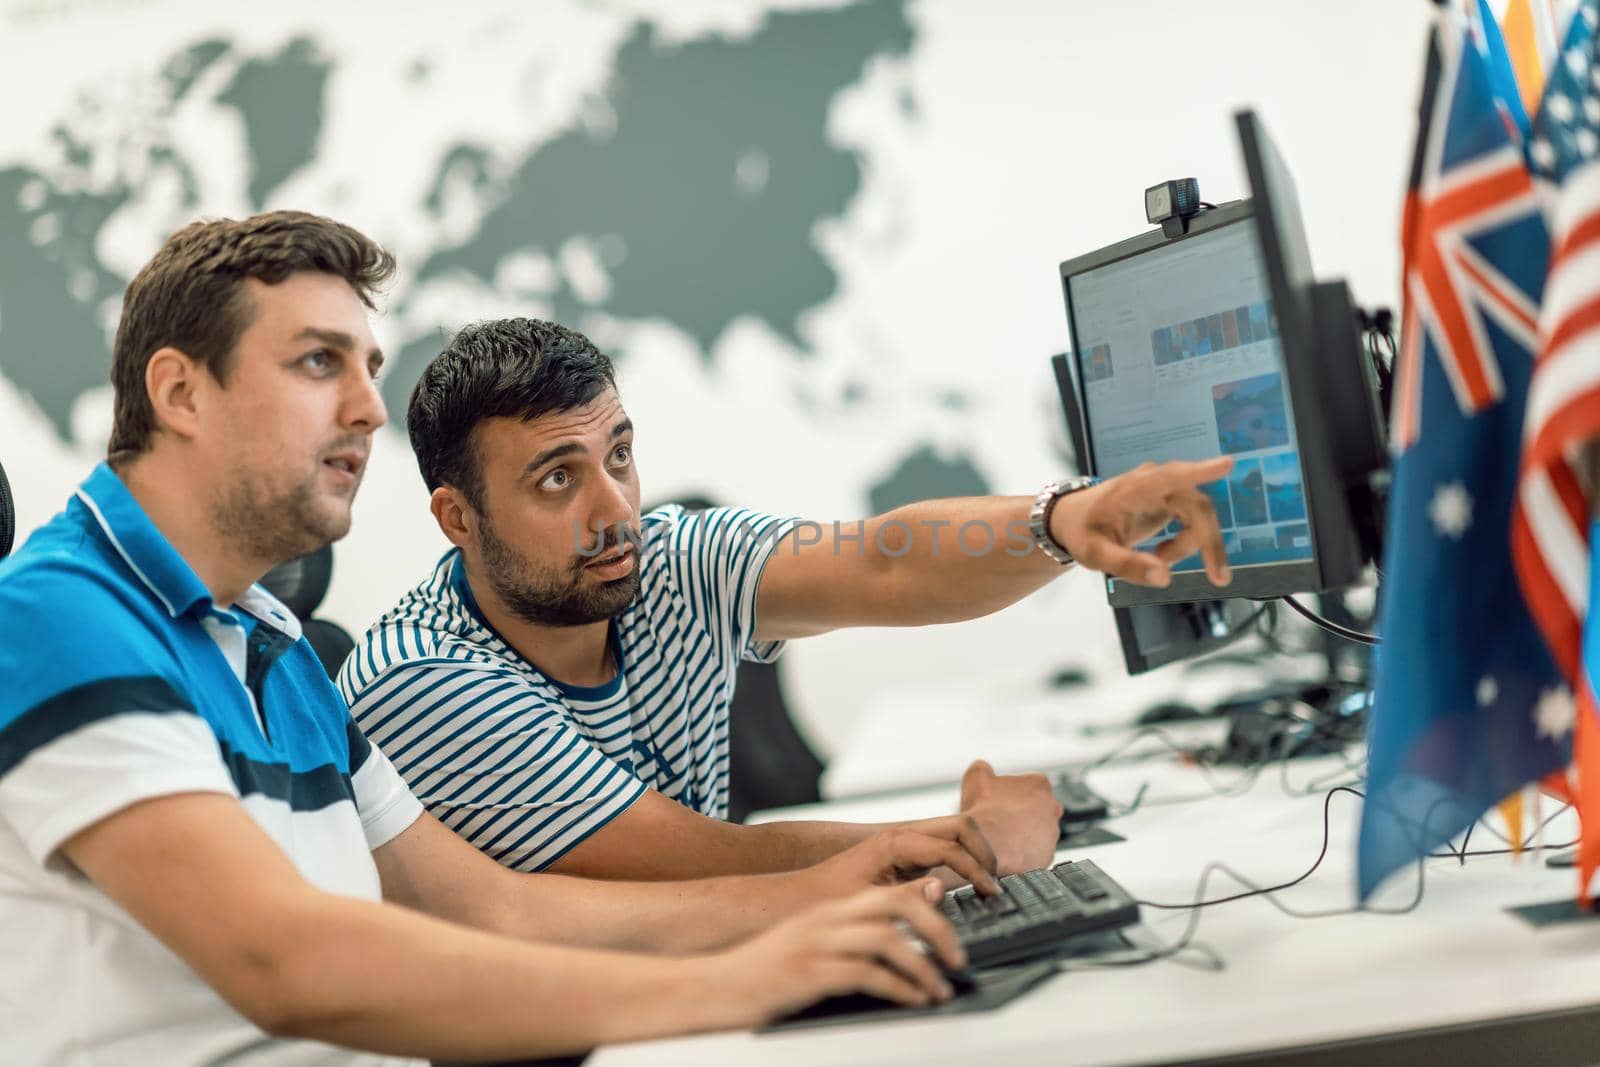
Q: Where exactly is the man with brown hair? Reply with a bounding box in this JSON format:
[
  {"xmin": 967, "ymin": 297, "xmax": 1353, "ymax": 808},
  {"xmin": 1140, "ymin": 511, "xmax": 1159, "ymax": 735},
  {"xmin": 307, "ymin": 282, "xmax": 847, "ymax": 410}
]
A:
[{"xmin": 0, "ymin": 211, "xmax": 993, "ymax": 1065}]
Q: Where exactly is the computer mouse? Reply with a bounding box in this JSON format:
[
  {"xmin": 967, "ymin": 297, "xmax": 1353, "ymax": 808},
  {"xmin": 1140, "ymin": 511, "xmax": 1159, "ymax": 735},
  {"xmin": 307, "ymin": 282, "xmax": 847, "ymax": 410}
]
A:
[
  {"xmin": 941, "ymin": 964, "xmax": 980, "ymax": 996},
  {"xmin": 1135, "ymin": 699, "xmax": 1204, "ymax": 725},
  {"xmin": 899, "ymin": 922, "xmax": 979, "ymax": 995},
  {"xmin": 773, "ymin": 944, "xmax": 978, "ymax": 1025}
]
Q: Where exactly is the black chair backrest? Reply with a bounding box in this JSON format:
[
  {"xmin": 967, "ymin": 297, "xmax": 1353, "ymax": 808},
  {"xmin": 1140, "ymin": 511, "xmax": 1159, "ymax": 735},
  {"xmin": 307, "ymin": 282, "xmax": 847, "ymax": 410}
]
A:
[
  {"xmin": 259, "ymin": 544, "xmax": 334, "ymax": 619},
  {"xmin": 258, "ymin": 545, "xmax": 353, "ymax": 683},
  {"xmin": 726, "ymin": 660, "xmax": 825, "ymax": 822},
  {"xmin": 301, "ymin": 619, "xmax": 357, "ymax": 683},
  {"xmin": 0, "ymin": 459, "xmax": 13, "ymax": 560}
]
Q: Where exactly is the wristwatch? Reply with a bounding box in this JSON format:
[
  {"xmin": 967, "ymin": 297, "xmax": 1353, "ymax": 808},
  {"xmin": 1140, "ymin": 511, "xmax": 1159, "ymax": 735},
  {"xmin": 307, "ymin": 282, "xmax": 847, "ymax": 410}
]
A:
[{"xmin": 1029, "ymin": 476, "xmax": 1100, "ymax": 565}]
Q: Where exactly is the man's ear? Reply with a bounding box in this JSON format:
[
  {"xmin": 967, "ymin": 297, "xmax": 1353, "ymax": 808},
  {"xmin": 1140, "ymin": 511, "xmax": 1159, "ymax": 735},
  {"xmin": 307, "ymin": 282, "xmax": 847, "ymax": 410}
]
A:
[
  {"xmin": 144, "ymin": 346, "xmax": 205, "ymax": 442},
  {"xmin": 430, "ymin": 486, "xmax": 476, "ymax": 549}
]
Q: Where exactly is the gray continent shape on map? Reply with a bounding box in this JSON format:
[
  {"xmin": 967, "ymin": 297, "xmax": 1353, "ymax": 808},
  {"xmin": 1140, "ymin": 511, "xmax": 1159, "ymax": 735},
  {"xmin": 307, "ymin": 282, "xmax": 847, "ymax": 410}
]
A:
[
  {"xmin": 0, "ymin": 35, "xmax": 334, "ymax": 442},
  {"xmin": 868, "ymin": 443, "xmax": 992, "ymax": 514},
  {"xmin": 215, "ymin": 37, "xmax": 333, "ymax": 211},
  {"xmin": 389, "ymin": 0, "xmax": 915, "ymax": 413},
  {"xmin": 1, "ymin": 1, "xmax": 920, "ymax": 470},
  {"xmin": 0, "ymin": 166, "xmax": 131, "ymax": 441}
]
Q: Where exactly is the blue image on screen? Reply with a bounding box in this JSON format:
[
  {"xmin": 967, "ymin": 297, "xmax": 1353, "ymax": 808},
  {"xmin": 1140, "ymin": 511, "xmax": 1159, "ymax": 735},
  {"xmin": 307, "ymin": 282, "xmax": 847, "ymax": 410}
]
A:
[
  {"xmin": 1201, "ymin": 478, "xmax": 1233, "ymax": 528},
  {"xmin": 1226, "ymin": 458, "xmax": 1268, "ymax": 526},
  {"xmin": 1261, "ymin": 451, "xmax": 1306, "ymax": 522},
  {"xmin": 1172, "ymin": 459, "xmax": 1315, "ymax": 573},
  {"xmin": 1213, "ymin": 372, "xmax": 1291, "ymax": 455}
]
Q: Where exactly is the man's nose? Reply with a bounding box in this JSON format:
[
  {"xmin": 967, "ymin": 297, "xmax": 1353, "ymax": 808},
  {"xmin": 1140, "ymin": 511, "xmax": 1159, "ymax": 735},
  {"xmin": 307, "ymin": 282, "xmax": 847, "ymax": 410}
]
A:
[
  {"xmin": 343, "ymin": 367, "xmax": 388, "ymax": 433},
  {"xmin": 587, "ymin": 472, "xmax": 634, "ymax": 537}
]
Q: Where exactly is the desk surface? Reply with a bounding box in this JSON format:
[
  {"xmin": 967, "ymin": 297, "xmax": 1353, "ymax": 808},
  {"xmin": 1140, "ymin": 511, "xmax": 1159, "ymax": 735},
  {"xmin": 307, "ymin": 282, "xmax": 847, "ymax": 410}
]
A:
[
  {"xmin": 820, "ymin": 652, "xmax": 1331, "ymax": 798},
  {"xmin": 592, "ymin": 748, "xmax": 1600, "ymax": 1067}
]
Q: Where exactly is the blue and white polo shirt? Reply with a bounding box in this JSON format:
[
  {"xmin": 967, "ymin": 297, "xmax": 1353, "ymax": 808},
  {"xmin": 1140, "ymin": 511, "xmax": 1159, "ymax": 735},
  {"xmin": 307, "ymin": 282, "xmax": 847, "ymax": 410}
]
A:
[
  {"xmin": 0, "ymin": 463, "xmax": 423, "ymax": 1067},
  {"xmin": 339, "ymin": 505, "xmax": 797, "ymax": 873}
]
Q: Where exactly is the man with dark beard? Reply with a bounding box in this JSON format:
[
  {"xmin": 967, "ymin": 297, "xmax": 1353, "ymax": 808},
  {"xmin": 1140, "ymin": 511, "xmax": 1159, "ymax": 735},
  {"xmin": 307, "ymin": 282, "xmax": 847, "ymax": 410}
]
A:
[
  {"xmin": 0, "ymin": 214, "xmax": 1004, "ymax": 1066},
  {"xmin": 341, "ymin": 317, "xmax": 1232, "ymax": 883}
]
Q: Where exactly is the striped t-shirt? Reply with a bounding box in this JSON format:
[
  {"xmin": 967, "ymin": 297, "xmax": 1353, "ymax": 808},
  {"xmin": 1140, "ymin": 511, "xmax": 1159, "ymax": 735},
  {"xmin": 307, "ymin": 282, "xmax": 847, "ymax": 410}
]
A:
[{"xmin": 339, "ymin": 505, "xmax": 797, "ymax": 872}]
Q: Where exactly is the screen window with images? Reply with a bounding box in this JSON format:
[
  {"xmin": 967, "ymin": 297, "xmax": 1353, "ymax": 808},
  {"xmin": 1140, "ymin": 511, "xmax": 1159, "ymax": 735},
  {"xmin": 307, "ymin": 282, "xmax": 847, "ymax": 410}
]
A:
[{"xmin": 1068, "ymin": 220, "xmax": 1312, "ymax": 573}]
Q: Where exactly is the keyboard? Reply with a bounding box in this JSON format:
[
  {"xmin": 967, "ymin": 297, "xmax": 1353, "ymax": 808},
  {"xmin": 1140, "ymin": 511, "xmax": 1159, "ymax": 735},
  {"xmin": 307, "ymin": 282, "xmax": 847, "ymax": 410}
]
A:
[
  {"xmin": 1053, "ymin": 774, "xmax": 1111, "ymax": 827},
  {"xmin": 940, "ymin": 859, "xmax": 1140, "ymax": 969}
]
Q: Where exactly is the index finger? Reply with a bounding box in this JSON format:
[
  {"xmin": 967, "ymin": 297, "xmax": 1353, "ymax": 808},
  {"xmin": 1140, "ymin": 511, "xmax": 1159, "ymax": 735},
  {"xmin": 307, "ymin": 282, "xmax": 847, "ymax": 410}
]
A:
[
  {"xmin": 934, "ymin": 815, "xmax": 998, "ymax": 879},
  {"xmin": 929, "ymin": 837, "xmax": 1002, "ymax": 896},
  {"xmin": 1153, "ymin": 455, "xmax": 1234, "ymax": 491},
  {"xmin": 1167, "ymin": 490, "xmax": 1231, "ymax": 587},
  {"xmin": 887, "ymin": 829, "xmax": 1001, "ymax": 895}
]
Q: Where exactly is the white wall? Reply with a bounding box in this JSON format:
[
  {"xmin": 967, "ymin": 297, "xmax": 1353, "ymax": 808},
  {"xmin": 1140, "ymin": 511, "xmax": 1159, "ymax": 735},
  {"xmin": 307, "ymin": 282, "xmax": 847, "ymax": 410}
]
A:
[{"xmin": 0, "ymin": 0, "xmax": 1434, "ymax": 758}]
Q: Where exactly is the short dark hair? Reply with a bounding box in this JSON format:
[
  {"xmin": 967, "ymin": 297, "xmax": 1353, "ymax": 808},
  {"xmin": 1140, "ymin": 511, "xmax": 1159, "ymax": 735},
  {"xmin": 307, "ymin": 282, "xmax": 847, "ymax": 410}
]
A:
[
  {"xmin": 407, "ymin": 318, "xmax": 618, "ymax": 510},
  {"xmin": 108, "ymin": 210, "xmax": 395, "ymax": 461}
]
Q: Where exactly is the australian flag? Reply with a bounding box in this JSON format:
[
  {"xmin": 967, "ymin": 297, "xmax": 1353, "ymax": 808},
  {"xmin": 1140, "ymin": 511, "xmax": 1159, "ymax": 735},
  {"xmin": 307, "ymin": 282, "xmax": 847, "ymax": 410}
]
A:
[{"xmin": 1358, "ymin": 2, "xmax": 1569, "ymax": 899}]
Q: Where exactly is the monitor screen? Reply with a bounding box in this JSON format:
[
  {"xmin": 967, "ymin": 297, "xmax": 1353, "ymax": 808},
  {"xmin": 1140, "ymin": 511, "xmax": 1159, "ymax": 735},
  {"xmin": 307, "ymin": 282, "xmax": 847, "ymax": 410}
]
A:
[
  {"xmin": 1051, "ymin": 352, "xmax": 1262, "ymax": 674},
  {"xmin": 1064, "ymin": 215, "xmax": 1314, "ymax": 580}
]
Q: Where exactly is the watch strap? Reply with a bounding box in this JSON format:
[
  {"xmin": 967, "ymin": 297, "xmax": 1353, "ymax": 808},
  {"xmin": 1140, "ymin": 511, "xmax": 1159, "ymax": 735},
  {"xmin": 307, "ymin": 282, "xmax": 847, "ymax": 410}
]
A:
[{"xmin": 1030, "ymin": 477, "xmax": 1098, "ymax": 565}]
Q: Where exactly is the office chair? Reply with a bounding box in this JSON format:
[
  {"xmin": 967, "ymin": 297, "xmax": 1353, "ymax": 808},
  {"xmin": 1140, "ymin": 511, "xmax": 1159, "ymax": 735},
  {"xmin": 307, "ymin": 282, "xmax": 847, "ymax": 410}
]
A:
[
  {"xmin": 647, "ymin": 494, "xmax": 826, "ymax": 821},
  {"xmin": 725, "ymin": 653, "xmax": 827, "ymax": 822},
  {"xmin": 258, "ymin": 544, "xmax": 354, "ymax": 682},
  {"xmin": 0, "ymin": 458, "xmax": 13, "ymax": 560}
]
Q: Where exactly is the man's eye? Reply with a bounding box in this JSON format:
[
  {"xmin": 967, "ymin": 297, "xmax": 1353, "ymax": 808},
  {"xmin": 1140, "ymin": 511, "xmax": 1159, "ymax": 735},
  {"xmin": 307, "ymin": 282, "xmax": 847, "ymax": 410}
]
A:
[
  {"xmin": 540, "ymin": 469, "xmax": 570, "ymax": 491},
  {"xmin": 301, "ymin": 350, "xmax": 332, "ymax": 372},
  {"xmin": 611, "ymin": 444, "xmax": 632, "ymax": 466}
]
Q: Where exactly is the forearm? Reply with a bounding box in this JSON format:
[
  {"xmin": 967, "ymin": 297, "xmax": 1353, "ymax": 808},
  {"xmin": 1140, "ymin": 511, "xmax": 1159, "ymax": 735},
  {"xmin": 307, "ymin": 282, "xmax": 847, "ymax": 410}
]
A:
[
  {"xmin": 258, "ymin": 892, "xmax": 732, "ymax": 1060},
  {"xmin": 549, "ymin": 790, "xmax": 890, "ymax": 881},
  {"xmin": 734, "ymin": 817, "xmax": 881, "ymax": 870},
  {"xmin": 441, "ymin": 858, "xmax": 830, "ymax": 952},
  {"xmin": 852, "ymin": 497, "xmax": 1063, "ymax": 624}
]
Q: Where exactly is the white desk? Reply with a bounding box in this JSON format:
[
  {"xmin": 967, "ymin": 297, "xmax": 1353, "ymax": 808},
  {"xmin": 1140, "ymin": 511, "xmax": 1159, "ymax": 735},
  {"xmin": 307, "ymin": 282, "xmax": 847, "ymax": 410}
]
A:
[
  {"xmin": 592, "ymin": 749, "xmax": 1600, "ymax": 1066},
  {"xmin": 820, "ymin": 651, "xmax": 1331, "ymax": 798}
]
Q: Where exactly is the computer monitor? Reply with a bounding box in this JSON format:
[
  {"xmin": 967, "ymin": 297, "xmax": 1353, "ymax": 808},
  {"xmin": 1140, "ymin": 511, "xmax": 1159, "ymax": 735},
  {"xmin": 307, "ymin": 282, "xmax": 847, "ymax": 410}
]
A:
[
  {"xmin": 1057, "ymin": 118, "xmax": 1384, "ymax": 610},
  {"xmin": 1236, "ymin": 109, "xmax": 1387, "ymax": 582},
  {"xmin": 1051, "ymin": 353, "xmax": 1262, "ymax": 674}
]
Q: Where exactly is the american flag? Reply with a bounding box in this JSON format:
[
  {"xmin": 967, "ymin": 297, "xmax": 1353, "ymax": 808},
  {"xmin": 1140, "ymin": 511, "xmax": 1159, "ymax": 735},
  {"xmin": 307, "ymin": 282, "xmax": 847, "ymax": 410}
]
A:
[
  {"xmin": 1359, "ymin": 2, "xmax": 1570, "ymax": 899},
  {"xmin": 1513, "ymin": 0, "xmax": 1600, "ymax": 895}
]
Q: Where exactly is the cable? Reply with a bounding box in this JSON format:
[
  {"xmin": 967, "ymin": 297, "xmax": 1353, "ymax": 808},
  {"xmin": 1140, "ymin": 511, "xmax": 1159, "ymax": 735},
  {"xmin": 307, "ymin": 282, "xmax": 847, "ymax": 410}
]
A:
[
  {"xmin": 1276, "ymin": 594, "xmax": 1381, "ymax": 645},
  {"xmin": 1081, "ymin": 725, "xmax": 1268, "ymax": 803},
  {"xmin": 1275, "ymin": 743, "xmax": 1366, "ymax": 798},
  {"xmin": 1134, "ymin": 786, "xmax": 1367, "ymax": 910},
  {"xmin": 1105, "ymin": 781, "xmax": 1150, "ymax": 818},
  {"xmin": 1252, "ymin": 599, "xmax": 1283, "ymax": 650},
  {"xmin": 1427, "ymin": 804, "xmax": 1575, "ymax": 859},
  {"xmin": 1055, "ymin": 923, "xmax": 1225, "ymax": 973},
  {"xmin": 1135, "ymin": 786, "xmax": 1430, "ymax": 917},
  {"xmin": 1433, "ymin": 837, "xmax": 1578, "ymax": 859},
  {"xmin": 1088, "ymin": 786, "xmax": 1426, "ymax": 972},
  {"xmin": 1466, "ymin": 802, "xmax": 1572, "ymax": 848},
  {"xmin": 1073, "ymin": 702, "xmax": 1369, "ymax": 814}
]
